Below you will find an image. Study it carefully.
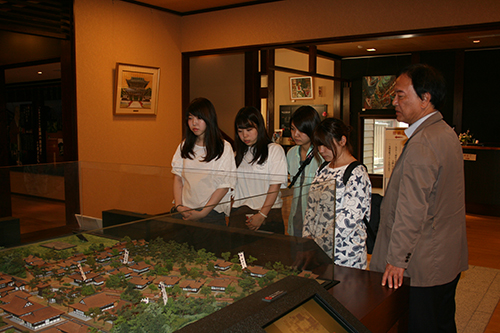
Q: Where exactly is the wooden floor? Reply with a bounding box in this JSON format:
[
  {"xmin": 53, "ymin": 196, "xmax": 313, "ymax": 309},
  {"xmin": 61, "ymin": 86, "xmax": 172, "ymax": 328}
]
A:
[{"xmin": 9, "ymin": 195, "xmax": 500, "ymax": 332}]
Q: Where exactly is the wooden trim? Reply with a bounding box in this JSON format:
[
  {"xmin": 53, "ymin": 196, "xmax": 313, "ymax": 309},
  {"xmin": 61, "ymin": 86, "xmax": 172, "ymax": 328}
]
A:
[
  {"xmin": 369, "ymin": 174, "xmax": 383, "ymax": 189},
  {"xmin": 333, "ymin": 61, "xmax": 342, "ymax": 118},
  {"xmin": 60, "ymin": 5, "xmax": 80, "ymax": 227},
  {"xmin": 245, "ymin": 51, "xmax": 260, "ymax": 108},
  {"xmin": 453, "ymin": 50, "xmax": 464, "ymax": 134},
  {"xmin": 0, "ymin": 0, "xmax": 72, "ymax": 40},
  {"xmin": 121, "ymin": 0, "xmax": 282, "ymax": 16},
  {"xmin": 289, "ymin": 46, "xmax": 342, "ymax": 61},
  {"xmin": 0, "ymin": 68, "xmax": 12, "ymax": 217},
  {"xmin": 462, "ymin": 145, "xmax": 500, "ymax": 151},
  {"xmin": 0, "ymin": 58, "xmax": 61, "ymax": 71},
  {"xmin": 308, "ymin": 46, "xmax": 317, "ymax": 74},
  {"xmin": 270, "ymin": 65, "xmax": 349, "ymax": 82},
  {"xmin": 183, "ymin": 21, "xmax": 500, "ymax": 59},
  {"xmin": 182, "ymin": 53, "xmax": 191, "ymax": 138},
  {"xmin": 61, "ymin": 40, "xmax": 77, "ymax": 162},
  {"xmin": 266, "ymin": 49, "xmax": 275, "ymax": 137}
]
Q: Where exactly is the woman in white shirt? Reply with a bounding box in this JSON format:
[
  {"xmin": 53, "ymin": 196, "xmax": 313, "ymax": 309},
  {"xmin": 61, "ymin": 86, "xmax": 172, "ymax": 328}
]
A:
[
  {"xmin": 171, "ymin": 97, "xmax": 236, "ymax": 225},
  {"xmin": 229, "ymin": 106, "xmax": 288, "ymax": 233}
]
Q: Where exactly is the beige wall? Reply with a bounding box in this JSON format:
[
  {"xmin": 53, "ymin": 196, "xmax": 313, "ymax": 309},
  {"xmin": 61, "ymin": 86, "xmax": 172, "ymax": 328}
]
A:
[
  {"xmin": 180, "ymin": 0, "xmax": 500, "ymax": 52},
  {"xmin": 73, "ymin": 0, "xmax": 500, "ymax": 217},
  {"xmin": 190, "ymin": 53, "xmax": 245, "ymax": 139},
  {"xmin": 74, "ymin": 0, "xmax": 182, "ymax": 216}
]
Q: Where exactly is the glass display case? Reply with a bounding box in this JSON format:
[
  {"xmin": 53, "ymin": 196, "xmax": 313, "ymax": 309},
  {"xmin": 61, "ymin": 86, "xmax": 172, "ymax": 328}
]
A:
[{"xmin": 0, "ymin": 161, "xmax": 361, "ymax": 333}]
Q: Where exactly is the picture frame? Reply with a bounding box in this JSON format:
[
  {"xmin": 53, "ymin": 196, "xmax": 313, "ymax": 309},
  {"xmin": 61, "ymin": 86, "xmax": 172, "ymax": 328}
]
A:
[
  {"xmin": 362, "ymin": 75, "xmax": 396, "ymax": 110},
  {"xmin": 290, "ymin": 76, "xmax": 313, "ymax": 100},
  {"xmin": 114, "ymin": 63, "xmax": 160, "ymax": 115}
]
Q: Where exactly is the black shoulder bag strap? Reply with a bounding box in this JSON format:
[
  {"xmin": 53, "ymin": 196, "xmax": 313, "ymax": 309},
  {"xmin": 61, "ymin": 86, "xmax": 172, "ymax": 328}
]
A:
[
  {"xmin": 342, "ymin": 161, "xmax": 375, "ymax": 240},
  {"xmin": 288, "ymin": 149, "xmax": 315, "ymax": 189}
]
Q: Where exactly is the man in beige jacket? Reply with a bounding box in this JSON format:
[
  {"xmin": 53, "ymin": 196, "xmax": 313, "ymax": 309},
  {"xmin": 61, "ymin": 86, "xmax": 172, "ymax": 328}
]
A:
[{"xmin": 370, "ymin": 64, "xmax": 468, "ymax": 333}]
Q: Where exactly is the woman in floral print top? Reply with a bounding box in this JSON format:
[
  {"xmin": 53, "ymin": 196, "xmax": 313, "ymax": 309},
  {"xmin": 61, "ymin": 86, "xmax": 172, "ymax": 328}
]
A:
[{"xmin": 302, "ymin": 118, "xmax": 372, "ymax": 269}]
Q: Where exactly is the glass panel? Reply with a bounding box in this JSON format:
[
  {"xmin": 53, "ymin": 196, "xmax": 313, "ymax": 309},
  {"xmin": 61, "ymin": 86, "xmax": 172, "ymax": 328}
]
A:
[
  {"xmin": 363, "ymin": 118, "xmax": 408, "ymax": 174},
  {"xmin": 0, "ymin": 161, "xmax": 336, "ymax": 332}
]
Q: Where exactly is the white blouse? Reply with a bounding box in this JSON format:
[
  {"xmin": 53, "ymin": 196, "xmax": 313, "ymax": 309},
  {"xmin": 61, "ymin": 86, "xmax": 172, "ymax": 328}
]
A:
[
  {"xmin": 171, "ymin": 140, "xmax": 236, "ymax": 216},
  {"xmin": 233, "ymin": 143, "xmax": 288, "ymax": 210}
]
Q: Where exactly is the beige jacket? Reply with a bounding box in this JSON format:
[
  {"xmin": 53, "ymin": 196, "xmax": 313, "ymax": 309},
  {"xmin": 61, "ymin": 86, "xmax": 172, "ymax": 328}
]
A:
[{"xmin": 370, "ymin": 112, "xmax": 468, "ymax": 287}]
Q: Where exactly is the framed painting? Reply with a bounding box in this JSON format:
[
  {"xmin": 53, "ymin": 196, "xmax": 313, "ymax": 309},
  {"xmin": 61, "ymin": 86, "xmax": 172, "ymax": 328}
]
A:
[
  {"xmin": 362, "ymin": 75, "xmax": 396, "ymax": 110},
  {"xmin": 290, "ymin": 76, "xmax": 313, "ymax": 100},
  {"xmin": 114, "ymin": 63, "xmax": 160, "ymax": 115}
]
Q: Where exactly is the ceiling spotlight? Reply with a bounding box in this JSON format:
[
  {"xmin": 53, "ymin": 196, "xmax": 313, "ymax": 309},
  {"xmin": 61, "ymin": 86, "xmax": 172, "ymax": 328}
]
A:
[
  {"xmin": 473, "ymin": 40, "xmax": 481, "ymax": 44},
  {"xmin": 37, "ymin": 71, "xmax": 43, "ymax": 75},
  {"xmin": 367, "ymin": 48, "xmax": 377, "ymax": 52}
]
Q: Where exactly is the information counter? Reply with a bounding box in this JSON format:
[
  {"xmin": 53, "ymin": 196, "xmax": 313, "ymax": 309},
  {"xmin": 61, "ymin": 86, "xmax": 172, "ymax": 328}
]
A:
[{"xmin": 462, "ymin": 146, "xmax": 500, "ymax": 216}]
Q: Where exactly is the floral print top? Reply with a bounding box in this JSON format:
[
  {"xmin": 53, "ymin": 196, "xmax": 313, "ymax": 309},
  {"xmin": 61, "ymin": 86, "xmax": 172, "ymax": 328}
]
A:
[{"xmin": 303, "ymin": 163, "xmax": 372, "ymax": 269}]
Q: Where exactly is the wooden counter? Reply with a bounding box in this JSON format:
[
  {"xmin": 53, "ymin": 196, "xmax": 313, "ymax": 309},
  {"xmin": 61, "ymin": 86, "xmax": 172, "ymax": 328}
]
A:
[
  {"xmin": 462, "ymin": 146, "xmax": 500, "ymax": 216},
  {"xmin": 330, "ymin": 265, "xmax": 410, "ymax": 333}
]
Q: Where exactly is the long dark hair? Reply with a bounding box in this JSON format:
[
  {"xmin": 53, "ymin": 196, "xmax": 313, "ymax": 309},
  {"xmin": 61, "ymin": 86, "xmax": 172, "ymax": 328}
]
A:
[
  {"xmin": 290, "ymin": 105, "xmax": 322, "ymax": 162},
  {"xmin": 234, "ymin": 106, "xmax": 271, "ymax": 167},
  {"xmin": 181, "ymin": 97, "xmax": 224, "ymax": 162},
  {"xmin": 313, "ymin": 118, "xmax": 353, "ymax": 163}
]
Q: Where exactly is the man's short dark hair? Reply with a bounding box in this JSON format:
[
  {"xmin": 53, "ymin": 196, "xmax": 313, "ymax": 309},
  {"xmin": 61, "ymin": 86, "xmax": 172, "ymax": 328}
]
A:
[{"xmin": 398, "ymin": 64, "xmax": 446, "ymax": 110}]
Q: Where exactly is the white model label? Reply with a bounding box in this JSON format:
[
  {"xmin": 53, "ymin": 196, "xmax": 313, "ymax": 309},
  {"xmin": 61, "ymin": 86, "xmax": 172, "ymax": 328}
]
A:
[
  {"xmin": 122, "ymin": 249, "xmax": 129, "ymax": 264},
  {"xmin": 159, "ymin": 282, "xmax": 168, "ymax": 305},
  {"xmin": 238, "ymin": 252, "xmax": 247, "ymax": 269},
  {"xmin": 77, "ymin": 263, "xmax": 87, "ymax": 281}
]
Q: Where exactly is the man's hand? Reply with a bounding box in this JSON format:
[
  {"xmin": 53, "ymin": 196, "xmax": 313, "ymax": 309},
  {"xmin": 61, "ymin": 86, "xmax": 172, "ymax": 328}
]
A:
[{"xmin": 381, "ymin": 263, "xmax": 405, "ymax": 289}]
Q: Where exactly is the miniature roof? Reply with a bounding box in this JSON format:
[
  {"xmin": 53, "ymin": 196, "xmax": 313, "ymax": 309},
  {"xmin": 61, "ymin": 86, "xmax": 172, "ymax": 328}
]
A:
[
  {"xmin": 128, "ymin": 276, "xmax": 155, "ymax": 285},
  {"xmin": 41, "ymin": 320, "xmax": 90, "ymax": 333},
  {"xmin": 207, "ymin": 278, "xmax": 232, "ymax": 288},
  {"xmin": 21, "ymin": 305, "xmax": 64, "ymax": 325},
  {"xmin": 0, "ymin": 290, "xmax": 32, "ymax": 303},
  {"xmin": 109, "ymin": 267, "xmax": 132, "ymax": 275},
  {"xmin": 129, "ymin": 261, "xmax": 152, "ymax": 270},
  {"xmin": 70, "ymin": 293, "xmax": 119, "ymax": 312},
  {"xmin": 213, "ymin": 259, "xmax": 232, "ymax": 268},
  {"xmin": 179, "ymin": 279, "xmax": 205, "ymax": 289},
  {"xmin": 0, "ymin": 276, "xmax": 13, "ymax": 285},
  {"xmin": 0, "ymin": 295, "xmax": 45, "ymax": 316},
  {"xmin": 157, "ymin": 276, "xmax": 181, "ymax": 285},
  {"xmin": 247, "ymin": 266, "xmax": 269, "ymax": 275}
]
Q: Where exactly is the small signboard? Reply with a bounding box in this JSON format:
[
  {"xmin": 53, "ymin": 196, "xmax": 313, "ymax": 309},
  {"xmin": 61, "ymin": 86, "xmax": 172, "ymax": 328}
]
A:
[{"xmin": 383, "ymin": 128, "xmax": 408, "ymax": 193}]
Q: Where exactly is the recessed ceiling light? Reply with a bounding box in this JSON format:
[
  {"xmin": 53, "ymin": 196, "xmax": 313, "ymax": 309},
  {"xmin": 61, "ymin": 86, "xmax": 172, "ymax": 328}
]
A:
[
  {"xmin": 38, "ymin": 71, "xmax": 43, "ymax": 75},
  {"xmin": 357, "ymin": 45, "xmax": 363, "ymax": 49},
  {"xmin": 473, "ymin": 40, "xmax": 481, "ymax": 44},
  {"xmin": 367, "ymin": 48, "xmax": 377, "ymax": 52}
]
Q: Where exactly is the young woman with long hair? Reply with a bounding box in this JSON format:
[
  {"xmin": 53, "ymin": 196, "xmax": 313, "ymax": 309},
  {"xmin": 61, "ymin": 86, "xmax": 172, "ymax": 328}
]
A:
[
  {"xmin": 229, "ymin": 106, "xmax": 287, "ymax": 233},
  {"xmin": 302, "ymin": 118, "xmax": 372, "ymax": 269},
  {"xmin": 286, "ymin": 106, "xmax": 323, "ymax": 237},
  {"xmin": 171, "ymin": 97, "xmax": 236, "ymax": 225}
]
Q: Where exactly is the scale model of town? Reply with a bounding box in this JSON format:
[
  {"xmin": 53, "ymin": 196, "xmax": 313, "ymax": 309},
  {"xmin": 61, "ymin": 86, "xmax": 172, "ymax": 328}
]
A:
[{"xmin": 0, "ymin": 234, "xmax": 316, "ymax": 333}]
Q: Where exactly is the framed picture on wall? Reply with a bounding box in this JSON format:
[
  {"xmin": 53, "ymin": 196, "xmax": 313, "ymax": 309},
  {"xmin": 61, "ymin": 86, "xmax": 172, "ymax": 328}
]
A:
[
  {"xmin": 114, "ymin": 63, "xmax": 160, "ymax": 115},
  {"xmin": 361, "ymin": 75, "xmax": 396, "ymax": 110},
  {"xmin": 290, "ymin": 76, "xmax": 313, "ymax": 100}
]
